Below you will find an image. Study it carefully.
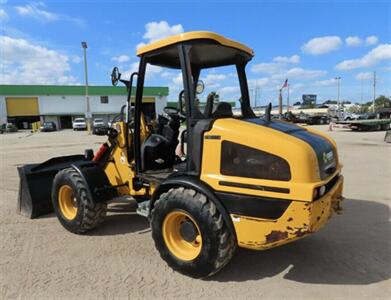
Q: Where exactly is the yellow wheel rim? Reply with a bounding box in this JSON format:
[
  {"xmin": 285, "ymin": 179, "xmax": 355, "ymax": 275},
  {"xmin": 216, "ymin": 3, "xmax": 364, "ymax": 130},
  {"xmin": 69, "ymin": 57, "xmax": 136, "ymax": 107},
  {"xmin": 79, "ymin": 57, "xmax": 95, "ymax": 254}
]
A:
[
  {"xmin": 58, "ymin": 185, "xmax": 78, "ymax": 220},
  {"xmin": 162, "ymin": 211, "xmax": 202, "ymax": 261}
]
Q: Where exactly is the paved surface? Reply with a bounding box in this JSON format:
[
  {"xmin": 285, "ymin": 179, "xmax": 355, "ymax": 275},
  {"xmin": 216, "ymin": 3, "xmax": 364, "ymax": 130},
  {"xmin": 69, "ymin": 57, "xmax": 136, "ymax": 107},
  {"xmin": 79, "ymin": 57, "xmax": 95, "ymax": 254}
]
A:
[{"xmin": 0, "ymin": 127, "xmax": 390, "ymax": 299}]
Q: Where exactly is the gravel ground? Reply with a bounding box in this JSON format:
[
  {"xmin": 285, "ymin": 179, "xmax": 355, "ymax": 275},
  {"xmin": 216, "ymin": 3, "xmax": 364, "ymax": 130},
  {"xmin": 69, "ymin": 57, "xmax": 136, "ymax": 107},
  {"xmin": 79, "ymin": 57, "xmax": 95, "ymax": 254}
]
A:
[{"xmin": 0, "ymin": 126, "xmax": 390, "ymax": 299}]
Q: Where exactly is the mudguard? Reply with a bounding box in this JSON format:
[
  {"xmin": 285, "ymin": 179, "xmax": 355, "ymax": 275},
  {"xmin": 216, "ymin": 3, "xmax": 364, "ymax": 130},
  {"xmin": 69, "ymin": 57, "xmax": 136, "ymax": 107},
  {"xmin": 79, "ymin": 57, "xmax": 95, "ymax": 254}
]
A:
[{"xmin": 17, "ymin": 155, "xmax": 115, "ymax": 219}]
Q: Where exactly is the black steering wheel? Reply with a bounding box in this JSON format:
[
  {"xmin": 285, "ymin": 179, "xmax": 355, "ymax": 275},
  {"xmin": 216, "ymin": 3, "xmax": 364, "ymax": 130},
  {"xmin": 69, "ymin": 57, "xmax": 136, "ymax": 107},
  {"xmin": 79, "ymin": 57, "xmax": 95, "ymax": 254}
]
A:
[
  {"xmin": 164, "ymin": 106, "xmax": 179, "ymax": 116},
  {"xmin": 163, "ymin": 106, "xmax": 186, "ymax": 121}
]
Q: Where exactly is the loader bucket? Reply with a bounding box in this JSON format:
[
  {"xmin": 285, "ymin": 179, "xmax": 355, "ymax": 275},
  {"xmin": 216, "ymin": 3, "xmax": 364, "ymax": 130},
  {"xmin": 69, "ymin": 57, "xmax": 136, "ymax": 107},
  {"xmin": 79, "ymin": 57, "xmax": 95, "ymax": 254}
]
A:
[{"xmin": 17, "ymin": 155, "xmax": 86, "ymax": 218}]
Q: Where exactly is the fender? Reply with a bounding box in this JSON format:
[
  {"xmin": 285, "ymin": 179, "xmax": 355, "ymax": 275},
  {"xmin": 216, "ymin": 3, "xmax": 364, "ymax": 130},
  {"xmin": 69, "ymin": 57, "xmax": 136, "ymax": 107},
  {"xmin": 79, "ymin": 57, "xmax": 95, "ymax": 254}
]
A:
[
  {"xmin": 150, "ymin": 176, "xmax": 236, "ymax": 238},
  {"xmin": 70, "ymin": 163, "xmax": 117, "ymax": 205}
]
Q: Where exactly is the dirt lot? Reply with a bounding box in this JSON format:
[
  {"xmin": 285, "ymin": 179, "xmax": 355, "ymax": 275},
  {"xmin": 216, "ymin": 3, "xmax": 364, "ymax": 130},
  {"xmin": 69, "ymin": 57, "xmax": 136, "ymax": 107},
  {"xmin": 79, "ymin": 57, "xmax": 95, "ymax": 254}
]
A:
[{"xmin": 0, "ymin": 126, "xmax": 390, "ymax": 299}]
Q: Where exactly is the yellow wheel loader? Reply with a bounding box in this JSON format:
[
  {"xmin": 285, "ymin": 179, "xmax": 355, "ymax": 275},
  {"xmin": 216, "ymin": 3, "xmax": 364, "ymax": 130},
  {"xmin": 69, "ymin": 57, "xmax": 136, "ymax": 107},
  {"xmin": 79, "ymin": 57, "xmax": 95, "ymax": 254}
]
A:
[{"xmin": 17, "ymin": 31, "xmax": 344, "ymax": 278}]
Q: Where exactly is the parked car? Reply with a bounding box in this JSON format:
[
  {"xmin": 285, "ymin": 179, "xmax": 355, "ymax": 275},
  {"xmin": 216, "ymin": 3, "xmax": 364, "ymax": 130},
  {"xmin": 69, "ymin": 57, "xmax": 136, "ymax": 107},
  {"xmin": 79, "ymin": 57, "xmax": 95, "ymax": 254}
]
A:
[
  {"xmin": 93, "ymin": 125, "xmax": 109, "ymax": 135},
  {"xmin": 358, "ymin": 112, "xmax": 377, "ymax": 120},
  {"xmin": 93, "ymin": 118, "xmax": 105, "ymax": 127},
  {"xmin": 92, "ymin": 118, "xmax": 109, "ymax": 135},
  {"xmin": 40, "ymin": 122, "xmax": 57, "ymax": 132},
  {"xmin": 72, "ymin": 118, "xmax": 87, "ymax": 130},
  {"xmin": 343, "ymin": 112, "xmax": 360, "ymax": 121},
  {"xmin": 5, "ymin": 123, "xmax": 18, "ymax": 133}
]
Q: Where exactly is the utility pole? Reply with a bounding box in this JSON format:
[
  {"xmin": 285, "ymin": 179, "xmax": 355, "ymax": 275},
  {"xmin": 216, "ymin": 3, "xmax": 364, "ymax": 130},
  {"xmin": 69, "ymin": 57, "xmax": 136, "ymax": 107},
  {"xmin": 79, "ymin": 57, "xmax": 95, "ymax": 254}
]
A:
[
  {"xmin": 278, "ymin": 89, "xmax": 283, "ymax": 115},
  {"xmin": 81, "ymin": 41, "xmax": 92, "ymax": 134},
  {"xmin": 373, "ymin": 71, "xmax": 376, "ymax": 113},
  {"xmin": 335, "ymin": 76, "xmax": 341, "ymax": 118},
  {"xmin": 287, "ymin": 84, "xmax": 290, "ymax": 112}
]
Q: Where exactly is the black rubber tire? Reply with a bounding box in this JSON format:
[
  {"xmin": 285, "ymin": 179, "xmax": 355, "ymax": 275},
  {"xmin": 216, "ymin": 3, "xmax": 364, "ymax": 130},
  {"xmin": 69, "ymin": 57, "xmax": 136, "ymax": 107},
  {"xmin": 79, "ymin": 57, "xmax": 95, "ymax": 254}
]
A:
[
  {"xmin": 151, "ymin": 187, "xmax": 236, "ymax": 278},
  {"xmin": 52, "ymin": 168, "xmax": 107, "ymax": 234}
]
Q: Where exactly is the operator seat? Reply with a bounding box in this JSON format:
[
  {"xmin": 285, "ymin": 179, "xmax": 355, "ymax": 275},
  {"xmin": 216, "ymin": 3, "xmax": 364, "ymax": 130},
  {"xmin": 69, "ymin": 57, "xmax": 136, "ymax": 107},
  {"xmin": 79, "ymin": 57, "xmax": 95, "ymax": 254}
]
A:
[
  {"xmin": 211, "ymin": 102, "xmax": 233, "ymax": 118},
  {"xmin": 141, "ymin": 114, "xmax": 180, "ymax": 171}
]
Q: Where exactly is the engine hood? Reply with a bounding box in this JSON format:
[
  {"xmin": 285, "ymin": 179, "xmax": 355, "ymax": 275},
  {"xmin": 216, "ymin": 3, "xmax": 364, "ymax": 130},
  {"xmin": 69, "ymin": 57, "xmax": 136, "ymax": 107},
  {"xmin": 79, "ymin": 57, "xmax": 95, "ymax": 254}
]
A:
[{"xmin": 244, "ymin": 118, "xmax": 336, "ymax": 180}]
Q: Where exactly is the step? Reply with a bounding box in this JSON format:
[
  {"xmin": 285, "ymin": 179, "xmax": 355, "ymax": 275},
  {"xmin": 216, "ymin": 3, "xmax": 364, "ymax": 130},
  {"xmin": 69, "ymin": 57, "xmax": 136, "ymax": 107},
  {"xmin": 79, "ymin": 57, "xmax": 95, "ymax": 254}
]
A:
[{"xmin": 136, "ymin": 200, "xmax": 150, "ymax": 218}]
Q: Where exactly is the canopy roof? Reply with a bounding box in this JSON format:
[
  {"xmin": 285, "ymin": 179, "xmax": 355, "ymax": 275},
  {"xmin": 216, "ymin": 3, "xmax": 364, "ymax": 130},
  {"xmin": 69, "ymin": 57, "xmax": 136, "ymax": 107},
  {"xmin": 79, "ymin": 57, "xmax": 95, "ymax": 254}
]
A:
[{"xmin": 136, "ymin": 31, "xmax": 254, "ymax": 69}]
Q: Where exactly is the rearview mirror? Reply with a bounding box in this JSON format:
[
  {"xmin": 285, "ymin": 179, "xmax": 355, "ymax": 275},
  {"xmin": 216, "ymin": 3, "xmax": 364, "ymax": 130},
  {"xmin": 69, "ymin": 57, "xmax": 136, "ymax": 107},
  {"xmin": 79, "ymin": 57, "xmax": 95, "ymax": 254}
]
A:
[{"xmin": 111, "ymin": 67, "xmax": 121, "ymax": 86}]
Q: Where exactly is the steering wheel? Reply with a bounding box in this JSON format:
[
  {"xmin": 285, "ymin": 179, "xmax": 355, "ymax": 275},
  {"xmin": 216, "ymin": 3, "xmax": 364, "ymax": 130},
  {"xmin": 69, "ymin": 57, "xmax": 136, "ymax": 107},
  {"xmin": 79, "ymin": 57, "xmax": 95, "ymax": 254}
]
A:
[
  {"xmin": 164, "ymin": 106, "xmax": 179, "ymax": 116},
  {"xmin": 163, "ymin": 106, "xmax": 186, "ymax": 121}
]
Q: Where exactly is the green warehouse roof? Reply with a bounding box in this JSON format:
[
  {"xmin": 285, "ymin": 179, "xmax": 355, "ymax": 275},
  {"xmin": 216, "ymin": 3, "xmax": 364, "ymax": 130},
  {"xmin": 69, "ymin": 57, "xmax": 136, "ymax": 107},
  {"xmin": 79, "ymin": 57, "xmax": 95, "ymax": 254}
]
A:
[{"xmin": 0, "ymin": 85, "xmax": 169, "ymax": 96}]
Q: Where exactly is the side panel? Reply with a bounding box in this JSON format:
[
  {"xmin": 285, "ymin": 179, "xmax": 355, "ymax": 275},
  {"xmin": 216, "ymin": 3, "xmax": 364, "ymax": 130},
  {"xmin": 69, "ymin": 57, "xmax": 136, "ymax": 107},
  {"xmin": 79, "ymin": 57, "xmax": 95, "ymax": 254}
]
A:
[{"xmin": 200, "ymin": 118, "xmax": 321, "ymax": 202}]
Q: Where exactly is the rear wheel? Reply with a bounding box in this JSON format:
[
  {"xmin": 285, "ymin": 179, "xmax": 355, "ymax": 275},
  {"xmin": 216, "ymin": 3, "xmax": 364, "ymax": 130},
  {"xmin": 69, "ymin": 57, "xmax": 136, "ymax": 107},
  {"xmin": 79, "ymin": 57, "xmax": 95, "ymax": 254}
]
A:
[
  {"xmin": 151, "ymin": 187, "xmax": 236, "ymax": 278},
  {"xmin": 52, "ymin": 168, "xmax": 107, "ymax": 233}
]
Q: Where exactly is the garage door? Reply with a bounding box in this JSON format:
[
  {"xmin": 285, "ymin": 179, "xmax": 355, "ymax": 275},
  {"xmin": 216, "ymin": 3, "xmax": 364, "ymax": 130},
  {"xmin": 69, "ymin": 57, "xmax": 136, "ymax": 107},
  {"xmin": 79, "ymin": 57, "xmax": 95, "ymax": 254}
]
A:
[{"xmin": 6, "ymin": 97, "xmax": 39, "ymax": 116}]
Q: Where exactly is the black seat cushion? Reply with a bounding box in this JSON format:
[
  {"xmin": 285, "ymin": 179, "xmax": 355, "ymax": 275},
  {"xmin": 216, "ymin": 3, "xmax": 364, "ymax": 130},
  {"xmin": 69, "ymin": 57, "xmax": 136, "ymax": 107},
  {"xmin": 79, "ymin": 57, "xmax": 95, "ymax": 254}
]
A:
[{"xmin": 211, "ymin": 102, "xmax": 233, "ymax": 118}]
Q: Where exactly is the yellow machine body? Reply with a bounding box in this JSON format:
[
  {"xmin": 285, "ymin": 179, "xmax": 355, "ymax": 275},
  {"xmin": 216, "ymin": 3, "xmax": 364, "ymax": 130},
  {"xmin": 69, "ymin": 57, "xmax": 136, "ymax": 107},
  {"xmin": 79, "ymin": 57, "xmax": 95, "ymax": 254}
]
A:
[{"xmin": 200, "ymin": 118, "xmax": 343, "ymax": 250}]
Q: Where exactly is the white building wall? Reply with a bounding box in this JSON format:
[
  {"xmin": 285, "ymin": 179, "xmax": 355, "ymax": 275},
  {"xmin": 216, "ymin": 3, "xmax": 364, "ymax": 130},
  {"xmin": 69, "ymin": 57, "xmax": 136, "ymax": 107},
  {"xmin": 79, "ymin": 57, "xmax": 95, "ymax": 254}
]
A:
[
  {"xmin": 0, "ymin": 96, "xmax": 7, "ymax": 124},
  {"xmin": 0, "ymin": 93, "xmax": 166, "ymax": 126},
  {"xmin": 38, "ymin": 94, "xmax": 166, "ymax": 116}
]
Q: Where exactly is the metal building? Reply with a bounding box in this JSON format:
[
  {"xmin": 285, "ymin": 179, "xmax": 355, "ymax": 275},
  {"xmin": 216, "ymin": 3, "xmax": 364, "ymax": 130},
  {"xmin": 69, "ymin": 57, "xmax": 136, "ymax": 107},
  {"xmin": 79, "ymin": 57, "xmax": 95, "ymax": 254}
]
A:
[{"xmin": 0, "ymin": 85, "xmax": 168, "ymax": 129}]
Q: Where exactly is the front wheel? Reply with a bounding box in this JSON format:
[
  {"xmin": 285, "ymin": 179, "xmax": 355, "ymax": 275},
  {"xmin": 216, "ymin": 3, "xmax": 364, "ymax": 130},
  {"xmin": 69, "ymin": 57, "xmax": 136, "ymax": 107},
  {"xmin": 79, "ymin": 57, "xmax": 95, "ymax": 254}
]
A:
[
  {"xmin": 52, "ymin": 168, "xmax": 107, "ymax": 233},
  {"xmin": 151, "ymin": 187, "xmax": 236, "ymax": 278}
]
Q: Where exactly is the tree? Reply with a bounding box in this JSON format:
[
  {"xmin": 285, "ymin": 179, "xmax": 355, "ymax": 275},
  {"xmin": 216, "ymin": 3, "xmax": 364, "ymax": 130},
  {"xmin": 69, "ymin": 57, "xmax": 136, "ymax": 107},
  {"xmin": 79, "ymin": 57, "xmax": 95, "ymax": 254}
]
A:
[
  {"xmin": 359, "ymin": 95, "xmax": 390, "ymax": 113},
  {"xmin": 374, "ymin": 95, "xmax": 391, "ymax": 108}
]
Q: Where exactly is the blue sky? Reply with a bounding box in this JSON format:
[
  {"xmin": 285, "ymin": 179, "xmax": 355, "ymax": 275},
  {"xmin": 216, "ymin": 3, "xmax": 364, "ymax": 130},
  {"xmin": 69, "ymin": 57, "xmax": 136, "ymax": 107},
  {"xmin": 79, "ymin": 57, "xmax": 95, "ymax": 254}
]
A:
[{"xmin": 1, "ymin": 0, "xmax": 390, "ymax": 105}]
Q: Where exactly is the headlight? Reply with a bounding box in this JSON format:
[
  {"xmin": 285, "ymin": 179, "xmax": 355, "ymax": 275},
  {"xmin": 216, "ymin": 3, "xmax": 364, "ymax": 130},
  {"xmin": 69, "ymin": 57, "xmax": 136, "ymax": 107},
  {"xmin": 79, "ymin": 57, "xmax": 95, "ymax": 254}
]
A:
[{"xmin": 319, "ymin": 185, "xmax": 326, "ymax": 196}]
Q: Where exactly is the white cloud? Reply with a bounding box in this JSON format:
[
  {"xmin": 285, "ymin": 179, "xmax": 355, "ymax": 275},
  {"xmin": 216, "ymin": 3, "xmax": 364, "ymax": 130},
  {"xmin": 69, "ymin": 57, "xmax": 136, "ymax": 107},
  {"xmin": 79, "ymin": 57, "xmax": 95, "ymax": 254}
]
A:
[
  {"xmin": 273, "ymin": 54, "xmax": 300, "ymax": 64},
  {"xmin": 161, "ymin": 71, "xmax": 175, "ymax": 79},
  {"xmin": 200, "ymin": 73, "xmax": 226, "ymax": 89},
  {"xmin": 71, "ymin": 55, "xmax": 82, "ymax": 64},
  {"xmin": 252, "ymin": 55, "xmax": 300, "ymax": 74},
  {"xmin": 355, "ymin": 72, "xmax": 373, "ymax": 81},
  {"xmin": 137, "ymin": 20, "xmax": 184, "ymax": 49},
  {"xmin": 0, "ymin": 35, "xmax": 77, "ymax": 84},
  {"xmin": 291, "ymin": 83, "xmax": 304, "ymax": 89},
  {"xmin": 314, "ymin": 78, "xmax": 337, "ymax": 86},
  {"xmin": 335, "ymin": 44, "xmax": 391, "ymax": 70},
  {"xmin": 122, "ymin": 62, "xmax": 162, "ymax": 80},
  {"xmin": 251, "ymin": 62, "xmax": 282, "ymax": 74},
  {"xmin": 301, "ymin": 36, "xmax": 342, "ymax": 55},
  {"xmin": 273, "ymin": 67, "xmax": 327, "ymax": 80},
  {"xmin": 248, "ymin": 77, "xmax": 270, "ymax": 88},
  {"xmin": 345, "ymin": 36, "xmax": 362, "ymax": 47},
  {"xmin": 0, "ymin": 8, "xmax": 8, "ymax": 22},
  {"xmin": 172, "ymin": 73, "xmax": 182, "ymax": 86},
  {"xmin": 111, "ymin": 55, "xmax": 130, "ymax": 63},
  {"xmin": 15, "ymin": 3, "xmax": 83, "ymax": 26},
  {"xmin": 218, "ymin": 86, "xmax": 240, "ymax": 98},
  {"xmin": 143, "ymin": 21, "xmax": 184, "ymax": 43},
  {"xmin": 366, "ymin": 35, "xmax": 378, "ymax": 46}
]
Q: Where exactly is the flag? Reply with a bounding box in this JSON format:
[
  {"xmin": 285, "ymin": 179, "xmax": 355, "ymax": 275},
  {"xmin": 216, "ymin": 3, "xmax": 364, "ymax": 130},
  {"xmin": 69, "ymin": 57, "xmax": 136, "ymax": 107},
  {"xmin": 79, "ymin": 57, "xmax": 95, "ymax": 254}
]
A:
[{"xmin": 281, "ymin": 79, "xmax": 288, "ymax": 90}]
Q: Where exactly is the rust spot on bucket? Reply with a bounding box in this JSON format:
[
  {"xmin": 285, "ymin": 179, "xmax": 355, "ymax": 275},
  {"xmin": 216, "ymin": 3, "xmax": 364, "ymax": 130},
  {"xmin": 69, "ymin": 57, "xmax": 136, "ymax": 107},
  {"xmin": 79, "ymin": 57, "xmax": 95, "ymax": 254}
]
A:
[{"xmin": 266, "ymin": 231, "xmax": 288, "ymax": 243}]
